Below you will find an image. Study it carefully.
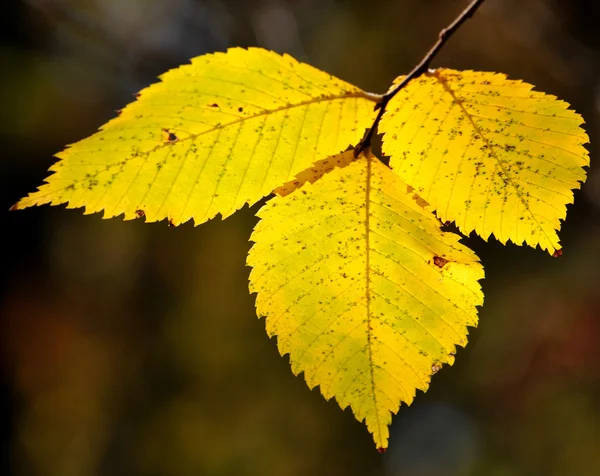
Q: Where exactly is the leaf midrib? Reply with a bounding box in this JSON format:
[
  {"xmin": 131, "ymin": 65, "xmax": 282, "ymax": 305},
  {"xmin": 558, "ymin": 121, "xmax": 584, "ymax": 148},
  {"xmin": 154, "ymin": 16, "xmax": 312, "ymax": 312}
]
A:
[
  {"xmin": 364, "ymin": 155, "xmax": 383, "ymax": 447},
  {"xmin": 111, "ymin": 90, "xmax": 379, "ymax": 160}
]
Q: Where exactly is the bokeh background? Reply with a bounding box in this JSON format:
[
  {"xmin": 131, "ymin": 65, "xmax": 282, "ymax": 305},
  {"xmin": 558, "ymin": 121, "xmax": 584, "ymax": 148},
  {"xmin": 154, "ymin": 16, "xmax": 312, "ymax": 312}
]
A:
[{"xmin": 2, "ymin": 0, "xmax": 600, "ymax": 475}]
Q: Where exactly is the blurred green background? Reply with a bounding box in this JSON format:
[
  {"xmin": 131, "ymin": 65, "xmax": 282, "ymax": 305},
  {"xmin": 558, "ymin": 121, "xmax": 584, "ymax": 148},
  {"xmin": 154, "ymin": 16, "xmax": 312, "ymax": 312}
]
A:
[{"xmin": 1, "ymin": 0, "xmax": 599, "ymax": 475}]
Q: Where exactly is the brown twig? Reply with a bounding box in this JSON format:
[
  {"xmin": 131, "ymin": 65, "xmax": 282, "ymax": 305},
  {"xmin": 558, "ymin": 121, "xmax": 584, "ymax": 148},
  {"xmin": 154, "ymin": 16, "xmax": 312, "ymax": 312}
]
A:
[{"xmin": 355, "ymin": 0, "xmax": 487, "ymax": 156}]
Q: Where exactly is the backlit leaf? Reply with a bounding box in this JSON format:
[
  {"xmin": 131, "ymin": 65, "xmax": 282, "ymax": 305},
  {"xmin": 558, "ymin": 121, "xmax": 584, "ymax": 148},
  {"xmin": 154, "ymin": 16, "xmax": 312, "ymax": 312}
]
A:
[
  {"xmin": 274, "ymin": 149, "xmax": 356, "ymax": 197},
  {"xmin": 248, "ymin": 153, "xmax": 484, "ymax": 449},
  {"xmin": 380, "ymin": 69, "xmax": 589, "ymax": 253},
  {"xmin": 13, "ymin": 48, "xmax": 378, "ymax": 225}
]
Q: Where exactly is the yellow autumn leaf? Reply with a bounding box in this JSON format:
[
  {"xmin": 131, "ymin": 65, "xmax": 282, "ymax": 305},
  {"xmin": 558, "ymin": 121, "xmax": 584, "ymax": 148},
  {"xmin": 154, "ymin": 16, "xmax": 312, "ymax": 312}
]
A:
[
  {"xmin": 247, "ymin": 153, "xmax": 484, "ymax": 450},
  {"xmin": 13, "ymin": 47, "xmax": 378, "ymax": 225},
  {"xmin": 380, "ymin": 69, "xmax": 589, "ymax": 254},
  {"xmin": 274, "ymin": 149, "xmax": 356, "ymax": 197}
]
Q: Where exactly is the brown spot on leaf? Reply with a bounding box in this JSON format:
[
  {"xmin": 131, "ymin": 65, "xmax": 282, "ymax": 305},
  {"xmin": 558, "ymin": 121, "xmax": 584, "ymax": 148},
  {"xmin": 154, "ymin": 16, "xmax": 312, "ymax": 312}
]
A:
[
  {"xmin": 433, "ymin": 256, "xmax": 449, "ymax": 268},
  {"xmin": 135, "ymin": 209, "xmax": 145, "ymax": 218},
  {"xmin": 431, "ymin": 363, "xmax": 442, "ymax": 374},
  {"xmin": 168, "ymin": 218, "xmax": 176, "ymax": 227},
  {"xmin": 412, "ymin": 194, "xmax": 429, "ymax": 208},
  {"xmin": 377, "ymin": 447, "xmax": 387, "ymax": 454},
  {"xmin": 210, "ymin": 103, "xmax": 219, "ymax": 108},
  {"xmin": 238, "ymin": 107, "xmax": 243, "ymax": 112},
  {"xmin": 405, "ymin": 185, "xmax": 429, "ymax": 208},
  {"xmin": 162, "ymin": 128, "xmax": 178, "ymax": 142},
  {"xmin": 9, "ymin": 203, "xmax": 20, "ymax": 211},
  {"xmin": 553, "ymin": 249, "xmax": 563, "ymax": 258}
]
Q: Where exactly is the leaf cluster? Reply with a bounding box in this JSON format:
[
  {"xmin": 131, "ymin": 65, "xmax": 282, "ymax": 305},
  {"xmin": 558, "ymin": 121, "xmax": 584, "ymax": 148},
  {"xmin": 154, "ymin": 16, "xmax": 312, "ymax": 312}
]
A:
[{"xmin": 12, "ymin": 47, "xmax": 589, "ymax": 449}]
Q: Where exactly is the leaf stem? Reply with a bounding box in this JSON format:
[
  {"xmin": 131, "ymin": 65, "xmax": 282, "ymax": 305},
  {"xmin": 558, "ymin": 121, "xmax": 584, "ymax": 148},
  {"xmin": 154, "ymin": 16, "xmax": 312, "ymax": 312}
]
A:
[{"xmin": 355, "ymin": 0, "xmax": 487, "ymax": 156}]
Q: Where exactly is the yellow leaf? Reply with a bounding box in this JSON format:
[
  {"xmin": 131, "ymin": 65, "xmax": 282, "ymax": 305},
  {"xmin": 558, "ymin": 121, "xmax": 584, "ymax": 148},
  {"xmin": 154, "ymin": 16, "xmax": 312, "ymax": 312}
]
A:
[
  {"xmin": 13, "ymin": 48, "xmax": 378, "ymax": 225},
  {"xmin": 274, "ymin": 149, "xmax": 356, "ymax": 197},
  {"xmin": 380, "ymin": 69, "xmax": 589, "ymax": 253},
  {"xmin": 247, "ymin": 153, "xmax": 484, "ymax": 449}
]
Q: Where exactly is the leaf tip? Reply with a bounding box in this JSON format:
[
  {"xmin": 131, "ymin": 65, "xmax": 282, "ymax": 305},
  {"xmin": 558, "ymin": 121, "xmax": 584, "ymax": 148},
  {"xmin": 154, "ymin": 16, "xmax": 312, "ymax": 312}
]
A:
[
  {"xmin": 9, "ymin": 202, "xmax": 20, "ymax": 211},
  {"xmin": 377, "ymin": 447, "xmax": 387, "ymax": 454},
  {"xmin": 552, "ymin": 249, "xmax": 563, "ymax": 258}
]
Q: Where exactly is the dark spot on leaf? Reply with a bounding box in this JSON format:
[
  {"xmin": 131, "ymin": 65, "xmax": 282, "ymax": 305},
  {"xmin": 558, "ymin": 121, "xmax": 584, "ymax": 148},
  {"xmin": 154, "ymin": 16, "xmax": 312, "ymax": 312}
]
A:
[
  {"xmin": 433, "ymin": 256, "xmax": 449, "ymax": 268},
  {"xmin": 552, "ymin": 249, "xmax": 563, "ymax": 258},
  {"xmin": 168, "ymin": 218, "xmax": 176, "ymax": 227},
  {"xmin": 162, "ymin": 128, "xmax": 178, "ymax": 142},
  {"xmin": 210, "ymin": 103, "xmax": 219, "ymax": 107},
  {"xmin": 238, "ymin": 107, "xmax": 243, "ymax": 112},
  {"xmin": 377, "ymin": 447, "xmax": 387, "ymax": 454},
  {"xmin": 135, "ymin": 209, "xmax": 145, "ymax": 218}
]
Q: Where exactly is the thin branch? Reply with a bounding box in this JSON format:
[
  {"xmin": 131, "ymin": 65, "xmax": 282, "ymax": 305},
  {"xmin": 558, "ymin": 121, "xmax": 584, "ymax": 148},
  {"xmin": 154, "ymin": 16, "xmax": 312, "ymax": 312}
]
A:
[{"xmin": 355, "ymin": 0, "xmax": 487, "ymax": 156}]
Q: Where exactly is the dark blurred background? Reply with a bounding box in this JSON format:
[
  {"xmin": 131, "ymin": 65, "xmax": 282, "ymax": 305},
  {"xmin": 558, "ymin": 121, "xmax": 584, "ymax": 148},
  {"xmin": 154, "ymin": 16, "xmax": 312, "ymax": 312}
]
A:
[{"xmin": 1, "ymin": 0, "xmax": 599, "ymax": 475}]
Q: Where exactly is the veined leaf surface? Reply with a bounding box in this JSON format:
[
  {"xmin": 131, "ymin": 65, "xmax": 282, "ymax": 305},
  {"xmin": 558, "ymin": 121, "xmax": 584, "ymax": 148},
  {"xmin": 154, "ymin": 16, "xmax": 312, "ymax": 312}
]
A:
[
  {"xmin": 248, "ymin": 153, "xmax": 484, "ymax": 449},
  {"xmin": 14, "ymin": 48, "xmax": 378, "ymax": 225},
  {"xmin": 274, "ymin": 149, "xmax": 356, "ymax": 197},
  {"xmin": 380, "ymin": 69, "xmax": 589, "ymax": 253}
]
